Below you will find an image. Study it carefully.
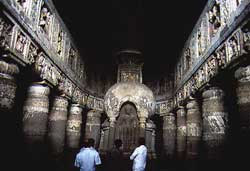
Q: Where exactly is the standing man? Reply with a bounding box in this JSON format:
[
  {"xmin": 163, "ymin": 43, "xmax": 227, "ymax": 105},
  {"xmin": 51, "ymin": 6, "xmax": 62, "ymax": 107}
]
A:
[
  {"xmin": 130, "ymin": 137, "xmax": 147, "ymax": 171},
  {"xmin": 107, "ymin": 139, "xmax": 124, "ymax": 171},
  {"xmin": 74, "ymin": 138, "xmax": 101, "ymax": 171}
]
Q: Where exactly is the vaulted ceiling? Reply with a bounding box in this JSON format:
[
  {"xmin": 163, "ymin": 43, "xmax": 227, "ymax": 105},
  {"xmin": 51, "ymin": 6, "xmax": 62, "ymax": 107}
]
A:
[{"xmin": 52, "ymin": 0, "xmax": 207, "ymax": 88}]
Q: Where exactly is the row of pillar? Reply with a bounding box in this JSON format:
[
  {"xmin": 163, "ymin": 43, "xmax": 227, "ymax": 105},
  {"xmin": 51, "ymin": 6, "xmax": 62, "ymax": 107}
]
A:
[
  {"xmin": 163, "ymin": 64, "xmax": 250, "ymax": 163},
  {"xmin": 0, "ymin": 59, "xmax": 88, "ymax": 169},
  {"xmin": 22, "ymin": 83, "xmax": 83, "ymax": 159}
]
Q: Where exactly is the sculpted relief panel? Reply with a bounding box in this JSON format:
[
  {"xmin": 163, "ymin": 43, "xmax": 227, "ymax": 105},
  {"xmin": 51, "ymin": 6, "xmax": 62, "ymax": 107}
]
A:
[
  {"xmin": 0, "ymin": 16, "xmax": 14, "ymax": 51},
  {"xmin": 115, "ymin": 103, "xmax": 139, "ymax": 154}
]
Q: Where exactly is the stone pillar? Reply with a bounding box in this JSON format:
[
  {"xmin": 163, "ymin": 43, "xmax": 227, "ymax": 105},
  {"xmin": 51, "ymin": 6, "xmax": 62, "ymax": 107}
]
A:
[
  {"xmin": 108, "ymin": 117, "xmax": 116, "ymax": 150},
  {"xmin": 176, "ymin": 106, "xmax": 187, "ymax": 160},
  {"xmin": 0, "ymin": 60, "xmax": 19, "ymax": 112},
  {"xmin": 84, "ymin": 110, "xmax": 101, "ymax": 149},
  {"xmin": 186, "ymin": 97, "xmax": 202, "ymax": 160},
  {"xmin": 235, "ymin": 65, "xmax": 250, "ymax": 165},
  {"xmin": 151, "ymin": 128, "xmax": 156, "ymax": 159},
  {"xmin": 162, "ymin": 112, "xmax": 176, "ymax": 159},
  {"xmin": 66, "ymin": 104, "xmax": 82, "ymax": 149},
  {"xmin": 22, "ymin": 83, "xmax": 50, "ymax": 164},
  {"xmin": 202, "ymin": 87, "xmax": 228, "ymax": 160},
  {"xmin": 23, "ymin": 83, "xmax": 50, "ymax": 144},
  {"xmin": 145, "ymin": 120, "xmax": 153, "ymax": 159},
  {"xmin": 99, "ymin": 130, "xmax": 105, "ymax": 154},
  {"xmin": 101, "ymin": 119, "xmax": 110, "ymax": 153},
  {"xmin": 139, "ymin": 116, "xmax": 147, "ymax": 138},
  {"xmin": 47, "ymin": 96, "xmax": 69, "ymax": 157}
]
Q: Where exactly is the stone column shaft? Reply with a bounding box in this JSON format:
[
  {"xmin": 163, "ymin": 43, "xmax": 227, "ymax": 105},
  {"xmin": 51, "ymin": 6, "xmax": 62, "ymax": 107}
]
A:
[
  {"xmin": 0, "ymin": 60, "xmax": 19, "ymax": 112},
  {"xmin": 103, "ymin": 126, "xmax": 110, "ymax": 152},
  {"xmin": 235, "ymin": 65, "xmax": 250, "ymax": 163},
  {"xmin": 108, "ymin": 117, "xmax": 116, "ymax": 150},
  {"xmin": 23, "ymin": 83, "xmax": 50, "ymax": 143},
  {"xmin": 66, "ymin": 104, "xmax": 82, "ymax": 149},
  {"xmin": 139, "ymin": 117, "xmax": 147, "ymax": 138},
  {"xmin": 162, "ymin": 112, "xmax": 176, "ymax": 159},
  {"xmin": 176, "ymin": 106, "xmax": 187, "ymax": 160},
  {"xmin": 202, "ymin": 87, "xmax": 228, "ymax": 160},
  {"xmin": 186, "ymin": 97, "xmax": 202, "ymax": 160},
  {"xmin": 85, "ymin": 110, "xmax": 101, "ymax": 148},
  {"xmin": 235, "ymin": 66, "xmax": 250, "ymax": 138},
  {"xmin": 47, "ymin": 96, "xmax": 69, "ymax": 156}
]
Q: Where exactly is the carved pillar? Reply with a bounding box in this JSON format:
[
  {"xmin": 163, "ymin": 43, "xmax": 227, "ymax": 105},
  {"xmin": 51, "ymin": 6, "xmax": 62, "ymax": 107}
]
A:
[
  {"xmin": 202, "ymin": 86, "xmax": 228, "ymax": 160},
  {"xmin": 23, "ymin": 83, "xmax": 50, "ymax": 143},
  {"xmin": 235, "ymin": 65, "xmax": 250, "ymax": 162},
  {"xmin": 162, "ymin": 112, "xmax": 176, "ymax": 159},
  {"xmin": 101, "ymin": 119, "xmax": 110, "ymax": 153},
  {"xmin": 66, "ymin": 104, "xmax": 82, "ymax": 149},
  {"xmin": 151, "ymin": 128, "xmax": 156, "ymax": 159},
  {"xmin": 22, "ymin": 83, "xmax": 50, "ymax": 163},
  {"xmin": 99, "ymin": 130, "xmax": 105, "ymax": 154},
  {"xmin": 84, "ymin": 110, "xmax": 101, "ymax": 149},
  {"xmin": 186, "ymin": 97, "xmax": 202, "ymax": 160},
  {"xmin": 139, "ymin": 116, "xmax": 147, "ymax": 138},
  {"xmin": 176, "ymin": 106, "xmax": 187, "ymax": 160},
  {"xmin": 145, "ymin": 120, "xmax": 153, "ymax": 159},
  {"xmin": 47, "ymin": 96, "xmax": 69, "ymax": 157},
  {"xmin": 0, "ymin": 60, "xmax": 19, "ymax": 112},
  {"xmin": 108, "ymin": 117, "xmax": 116, "ymax": 150}
]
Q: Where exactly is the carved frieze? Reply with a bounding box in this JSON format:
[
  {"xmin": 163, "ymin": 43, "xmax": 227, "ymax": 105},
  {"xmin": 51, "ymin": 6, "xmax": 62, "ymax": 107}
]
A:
[
  {"xmin": 156, "ymin": 99, "xmax": 173, "ymax": 115},
  {"xmin": 215, "ymin": 44, "xmax": 227, "ymax": 69},
  {"xmin": 104, "ymin": 92, "xmax": 119, "ymax": 115},
  {"xmin": 72, "ymin": 87, "xmax": 82, "ymax": 105},
  {"xmin": 226, "ymin": 31, "xmax": 240, "ymax": 62},
  {"xmin": 35, "ymin": 52, "xmax": 60, "ymax": 85},
  {"xmin": 87, "ymin": 96, "xmax": 95, "ymax": 109}
]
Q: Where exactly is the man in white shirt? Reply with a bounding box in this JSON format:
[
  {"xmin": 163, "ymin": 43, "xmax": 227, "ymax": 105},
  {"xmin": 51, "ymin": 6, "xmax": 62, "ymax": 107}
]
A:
[
  {"xmin": 74, "ymin": 138, "xmax": 101, "ymax": 171},
  {"xmin": 130, "ymin": 137, "xmax": 147, "ymax": 171}
]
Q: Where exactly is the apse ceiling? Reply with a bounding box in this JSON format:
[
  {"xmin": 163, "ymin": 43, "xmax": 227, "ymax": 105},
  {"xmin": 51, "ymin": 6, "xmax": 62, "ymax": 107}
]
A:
[{"xmin": 52, "ymin": 0, "xmax": 208, "ymax": 82}]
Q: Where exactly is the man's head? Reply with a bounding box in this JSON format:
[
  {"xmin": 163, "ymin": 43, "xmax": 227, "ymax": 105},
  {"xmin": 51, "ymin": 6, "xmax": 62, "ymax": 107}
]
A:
[
  {"xmin": 114, "ymin": 139, "xmax": 122, "ymax": 148},
  {"xmin": 87, "ymin": 138, "xmax": 95, "ymax": 147},
  {"xmin": 138, "ymin": 137, "xmax": 145, "ymax": 146}
]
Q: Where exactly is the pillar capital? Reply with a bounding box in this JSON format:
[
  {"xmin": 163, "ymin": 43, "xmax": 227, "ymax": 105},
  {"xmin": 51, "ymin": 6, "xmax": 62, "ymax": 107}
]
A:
[
  {"xmin": 235, "ymin": 65, "xmax": 250, "ymax": 82},
  {"xmin": 0, "ymin": 60, "xmax": 19, "ymax": 76},
  {"xmin": 109, "ymin": 117, "xmax": 116, "ymax": 127},
  {"xmin": 202, "ymin": 86, "xmax": 224, "ymax": 100}
]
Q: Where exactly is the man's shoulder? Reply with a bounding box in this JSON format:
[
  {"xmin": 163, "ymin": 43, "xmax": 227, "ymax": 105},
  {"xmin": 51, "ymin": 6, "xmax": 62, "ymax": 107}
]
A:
[{"xmin": 89, "ymin": 147, "xmax": 100, "ymax": 154}]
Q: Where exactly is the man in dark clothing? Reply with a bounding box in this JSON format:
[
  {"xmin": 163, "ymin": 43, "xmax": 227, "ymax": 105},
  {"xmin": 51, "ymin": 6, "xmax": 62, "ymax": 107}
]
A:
[{"xmin": 107, "ymin": 139, "xmax": 124, "ymax": 171}]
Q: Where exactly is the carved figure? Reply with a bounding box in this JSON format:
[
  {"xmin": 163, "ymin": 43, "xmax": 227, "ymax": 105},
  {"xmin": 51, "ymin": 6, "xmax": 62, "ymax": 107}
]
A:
[
  {"xmin": 184, "ymin": 48, "xmax": 191, "ymax": 70},
  {"xmin": 0, "ymin": 18, "xmax": 12, "ymax": 49},
  {"xmin": 27, "ymin": 43, "xmax": 37, "ymax": 64},
  {"xmin": 216, "ymin": 47, "xmax": 226, "ymax": 68},
  {"xmin": 15, "ymin": 31, "xmax": 27, "ymax": 54},
  {"xmin": 39, "ymin": 6, "xmax": 51, "ymax": 34},
  {"xmin": 227, "ymin": 37, "xmax": 239, "ymax": 61},
  {"xmin": 57, "ymin": 30, "xmax": 63, "ymax": 55},
  {"xmin": 209, "ymin": 3, "xmax": 221, "ymax": 36},
  {"xmin": 197, "ymin": 29, "xmax": 203, "ymax": 56}
]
